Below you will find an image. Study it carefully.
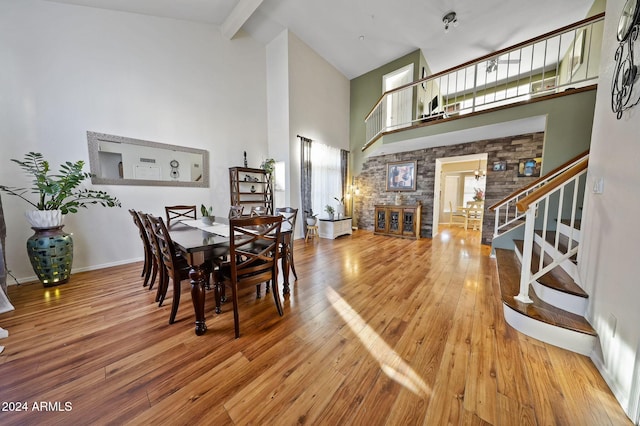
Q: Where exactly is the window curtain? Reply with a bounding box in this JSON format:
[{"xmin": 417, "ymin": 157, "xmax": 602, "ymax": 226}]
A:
[
  {"xmin": 310, "ymin": 142, "xmax": 342, "ymax": 221},
  {"xmin": 340, "ymin": 149, "xmax": 349, "ymax": 208},
  {"xmin": 299, "ymin": 136, "xmax": 312, "ymax": 235}
]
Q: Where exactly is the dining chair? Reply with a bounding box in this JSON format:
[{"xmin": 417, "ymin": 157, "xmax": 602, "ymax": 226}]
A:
[
  {"xmin": 139, "ymin": 212, "xmax": 166, "ymax": 303},
  {"xmin": 165, "ymin": 205, "xmax": 197, "ymax": 226},
  {"xmin": 148, "ymin": 214, "xmax": 210, "ymax": 324},
  {"xmin": 128, "ymin": 209, "xmax": 153, "ymax": 287},
  {"xmin": 449, "ymin": 201, "xmax": 468, "ymax": 229},
  {"xmin": 466, "ymin": 201, "xmax": 484, "ymax": 231},
  {"xmin": 275, "ymin": 206, "xmax": 298, "ymax": 283},
  {"xmin": 228, "ymin": 205, "xmax": 244, "ymax": 219},
  {"xmin": 213, "ymin": 215, "xmax": 283, "ymax": 338},
  {"xmin": 249, "ymin": 205, "xmax": 267, "ymax": 217}
]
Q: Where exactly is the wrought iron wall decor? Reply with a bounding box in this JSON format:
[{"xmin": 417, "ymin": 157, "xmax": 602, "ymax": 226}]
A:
[{"xmin": 612, "ymin": 0, "xmax": 640, "ymax": 119}]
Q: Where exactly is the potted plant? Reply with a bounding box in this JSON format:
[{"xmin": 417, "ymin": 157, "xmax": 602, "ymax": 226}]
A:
[
  {"xmin": 304, "ymin": 209, "xmax": 318, "ymax": 226},
  {"xmin": 200, "ymin": 204, "xmax": 214, "ymax": 225},
  {"xmin": 324, "ymin": 204, "xmax": 335, "ymax": 220},
  {"xmin": 260, "ymin": 158, "xmax": 276, "ymax": 174},
  {"xmin": 0, "ymin": 152, "xmax": 121, "ymax": 286}
]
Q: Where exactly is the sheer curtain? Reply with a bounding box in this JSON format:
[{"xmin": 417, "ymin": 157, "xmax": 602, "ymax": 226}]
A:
[{"xmin": 310, "ymin": 142, "xmax": 342, "ymax": 218}]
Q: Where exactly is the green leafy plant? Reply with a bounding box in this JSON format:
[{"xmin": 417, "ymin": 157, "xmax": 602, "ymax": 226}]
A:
[
  {"xmin": 0, "ymin": 152, "xmax": 121, "ymax": 214},
  {"xmin": 200, "ymin": 204, "xmax": 213, "ymax": 217},
  {"xmin": 304, "ymin": 209, "xmax": 318, "ymax": 218},
  {"xmin": 324, "ymin": 205, "xmax": 335, "ymax": 215},
  {"xmin": 260, "ymin": 158, "xmax": 276, "ymax": 174}
]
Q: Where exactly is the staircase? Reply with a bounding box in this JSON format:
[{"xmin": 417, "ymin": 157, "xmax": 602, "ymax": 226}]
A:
[{"xmin": 491, "ymin": 151, "xmax": 596, "ymax": 356}]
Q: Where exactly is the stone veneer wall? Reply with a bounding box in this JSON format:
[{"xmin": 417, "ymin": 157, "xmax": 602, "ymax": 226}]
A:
[{"xmin": 354, "ymin": 132, "xmax": 544, "ymax": 244}]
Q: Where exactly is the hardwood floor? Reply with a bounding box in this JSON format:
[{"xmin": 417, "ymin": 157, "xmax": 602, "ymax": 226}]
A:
[{"xmin": 0, "ymin": 227, "xmax": 631, "ymax": 425}]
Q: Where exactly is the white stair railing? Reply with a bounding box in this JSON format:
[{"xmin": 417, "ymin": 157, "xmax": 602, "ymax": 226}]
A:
[{"xmin": 513, "ymin": 157, "xmax": 588, "ymax": 303}]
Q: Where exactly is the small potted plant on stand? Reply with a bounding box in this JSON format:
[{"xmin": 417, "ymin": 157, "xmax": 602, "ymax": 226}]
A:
[
  {"xmin": 200, "ymin": 205, "xmax": 214, "ymax": 225},
  {"xmin": 0, "ymin": 152, "xmax": 121, "ymax": 286},
  {"xmin": 304, "ymin": 209, "xmax": 318, "ymax": 226},
  {"xmin": 324, "ymin": 205, "xmax": 335, "ymax": 220}
]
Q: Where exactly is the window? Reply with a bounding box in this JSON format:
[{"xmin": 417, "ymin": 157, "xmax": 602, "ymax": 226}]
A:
[{"xmin": 310, "ymin": 142, "xmax": 342, "ymax": 217}]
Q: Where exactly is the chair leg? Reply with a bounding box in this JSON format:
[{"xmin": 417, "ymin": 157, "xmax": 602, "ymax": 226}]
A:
[
  {"xmin": 232, "ymin": 283, "xmax": 240, "ymax": 338},
  {"xmin": 256, "ymin": 284, "xmax": 262, "ymax": 298},
  {"xmin": 169, "ymin": 277, "xmax": 181, "ymax": 324},
  {"xmin": 157, "ymin": 266, "xmax": 168, "ymax": 306},
  {"xmin": 271, "ymin": 279, "xmax": 283, "ymax": 317},
  {"xmin": 148, "ymin": 259, "xmax": 158, "ymax": 291},
  {"xmin": 142, "ymin": 250, "xmax": 152, "ymax": 286},
  {"xmin": 213, "ymin": 271, "xmax": 222, "ymax": 314}
]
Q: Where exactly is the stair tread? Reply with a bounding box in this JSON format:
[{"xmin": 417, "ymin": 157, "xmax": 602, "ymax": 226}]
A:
[
  {"xmin": 560, "ymin": 218, "xmax": 581, "ymax": 230},
  {"xmin": 495, "ymin": 248, "xmax": 596, "ymax": 336},
  {"xmin": 514, "ymin": 240, "xmax": 587, "ymax": 298}
]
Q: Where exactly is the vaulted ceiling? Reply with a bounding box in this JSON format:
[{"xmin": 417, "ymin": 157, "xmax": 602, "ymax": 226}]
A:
[{"xmin": 46, "ymin": 0, "xmax": 595, "ymax": 79}]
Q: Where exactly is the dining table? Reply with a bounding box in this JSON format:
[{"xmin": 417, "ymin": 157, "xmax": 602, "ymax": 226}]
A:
[{"xmin": 168, "ymin": 217, "xmax": 293, "ymax": 335}]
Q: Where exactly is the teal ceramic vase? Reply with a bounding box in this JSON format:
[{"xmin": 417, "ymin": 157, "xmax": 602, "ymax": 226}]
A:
[{"xmin": 26, "ymin": 226, "xmax": 73, "ymax": 287}]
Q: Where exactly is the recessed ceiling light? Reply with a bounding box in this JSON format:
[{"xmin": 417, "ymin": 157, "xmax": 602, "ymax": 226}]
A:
[{"xmin": 359, "ymin": 35, "xmax": 365, "ymax": 41}]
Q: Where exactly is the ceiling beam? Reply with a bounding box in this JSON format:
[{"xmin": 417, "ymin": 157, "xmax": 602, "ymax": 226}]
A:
[{"xmin": 221, "ymin": 0, "xmax": 264, "ymax": 40}]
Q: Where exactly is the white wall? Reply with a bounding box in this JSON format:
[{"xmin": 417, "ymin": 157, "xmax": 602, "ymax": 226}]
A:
[
  {"xmin": 582, "ymin": 0, "xmax": 640, "ymax": 420},
  {"xmin": 266, "ymin": 30, "xmax": 350, "ymax": 238},
  {"xmin": 0, "ymin": 0, "xmax": 268, "ymax": 282}
]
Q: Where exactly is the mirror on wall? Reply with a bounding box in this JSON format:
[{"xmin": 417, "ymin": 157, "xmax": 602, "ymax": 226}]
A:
[{"xmin": 87, "ymin": 131, "xmax": 209, "ymax": 187}]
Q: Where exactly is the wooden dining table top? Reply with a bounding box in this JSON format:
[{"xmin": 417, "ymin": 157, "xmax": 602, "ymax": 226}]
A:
[{"xmin": 168, "ymin": 219, "xmax": 230, "ymax": 255}]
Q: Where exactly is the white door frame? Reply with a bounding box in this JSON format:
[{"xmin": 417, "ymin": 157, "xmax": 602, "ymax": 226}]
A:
[{"xmin": 433, "ymin": 153, "xmax": 487, "ymax": 236}]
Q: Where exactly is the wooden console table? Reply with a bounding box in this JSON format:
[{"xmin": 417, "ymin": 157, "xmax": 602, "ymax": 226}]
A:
[
  {"xmin": 318, "ymin": 216, "xmax": 352, "ymax": 239},
  {"xmin": 374, "ymin": 204, "xmax": 421, "ymax": 239}
]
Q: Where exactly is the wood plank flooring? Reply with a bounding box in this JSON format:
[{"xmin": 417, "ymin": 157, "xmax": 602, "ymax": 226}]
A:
[{"xmin": 0, "ymin": 227, "xmax": 631, "ymax": 425}]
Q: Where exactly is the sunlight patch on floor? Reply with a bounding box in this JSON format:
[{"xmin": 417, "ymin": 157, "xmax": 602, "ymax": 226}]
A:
[{"xmin": 326, "ymin": 286, "xmax": 431, "ymax": 398}]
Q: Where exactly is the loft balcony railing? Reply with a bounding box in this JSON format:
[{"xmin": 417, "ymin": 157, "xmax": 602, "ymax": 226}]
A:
[{"xmin": 363, "ymin": 13, "xmax": 604, "ymax": 150}]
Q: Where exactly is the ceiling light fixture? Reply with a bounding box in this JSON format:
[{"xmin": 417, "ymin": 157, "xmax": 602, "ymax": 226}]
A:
[{"xmin": 442, "ymin": 11, "xmax": 458, "ymax": 33}]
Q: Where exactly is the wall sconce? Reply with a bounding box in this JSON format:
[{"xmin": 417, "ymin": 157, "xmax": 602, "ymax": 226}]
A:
[
  {"xmin": 612, "ymin": 0, "xmax": 640, "ymax": 119},
  {"xmin": 442, "ymin": 11, "xmax": 458, "ymax": 33}
]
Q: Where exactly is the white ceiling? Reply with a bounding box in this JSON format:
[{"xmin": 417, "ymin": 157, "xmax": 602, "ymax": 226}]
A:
[{"xmin": 45, "ymin": 0, "xmax": 595, "ymax": 79}]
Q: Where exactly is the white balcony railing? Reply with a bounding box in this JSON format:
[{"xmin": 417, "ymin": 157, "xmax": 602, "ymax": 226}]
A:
[{"xmin": 364, "ymin": 14, "xmax": 604, "ymax": 149}]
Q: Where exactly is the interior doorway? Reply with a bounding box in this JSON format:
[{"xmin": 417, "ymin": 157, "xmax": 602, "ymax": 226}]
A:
[
  {"xmin": 433, "ymin": 153, "xmax": 488, "ymax": 235},
  {"xmin": 382, "ymin": 64, "xmax": 413, "ymax": 131}
]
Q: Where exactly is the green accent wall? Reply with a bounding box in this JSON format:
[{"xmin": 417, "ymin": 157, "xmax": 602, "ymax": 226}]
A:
[{"xmin": 349, "ymin": 49, "xmax": 425, "ymax": 175}]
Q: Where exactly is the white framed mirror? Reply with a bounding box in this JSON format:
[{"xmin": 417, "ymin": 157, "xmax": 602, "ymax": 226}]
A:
[{"xmin": 87, "ymin": 131, "xmax": 209, "ymax": 187}]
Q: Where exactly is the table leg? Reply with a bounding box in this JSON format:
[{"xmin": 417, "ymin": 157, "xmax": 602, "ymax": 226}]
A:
[
  {"xmin": 282, "ymin": 234, "xmax": 290, "ymax": 294},
  {"xmin": 189, "ymin": 266, "xmax": 208, "ymax": 335}
]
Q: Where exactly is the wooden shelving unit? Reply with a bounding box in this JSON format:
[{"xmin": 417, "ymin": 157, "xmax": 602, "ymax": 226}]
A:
[{"xmin": 229, "ymin": 167, "xmax": 273, "ymax": 215}]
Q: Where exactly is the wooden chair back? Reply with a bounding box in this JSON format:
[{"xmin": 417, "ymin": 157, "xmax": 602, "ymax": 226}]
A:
[
  {"xmin": 249, "ymin": 205, "xmax": 267, "ymax": 217},
  {"xmin": 217, "ymin": 215, "xmax": 283, "ymax": 338},
  {"xmin": 129, "ymin": 209, "xmax": 154, "ymax": 287},
  {"xmin": 275, "ymin": 207, "xmax": 298, "ymax": 233},
  {"xmin": 165, "ymin": 205, "xmax": 196, "ymax": 226},
  {"xmin": 228, "ymin": 205, "xmax": 244, "ymax": 219}
]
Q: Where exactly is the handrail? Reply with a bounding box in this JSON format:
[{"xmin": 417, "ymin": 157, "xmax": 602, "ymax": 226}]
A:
[
  {"xmin": 514, "ymin": 158, "xmax": 588, "ymax": 304},
  {"xmin": 489, "ymin": 150, "xmax": 589, "ymax": 211},
  {"xmin": 516, "ymin": 157, "xmax": 588, "ymax": 211}
]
